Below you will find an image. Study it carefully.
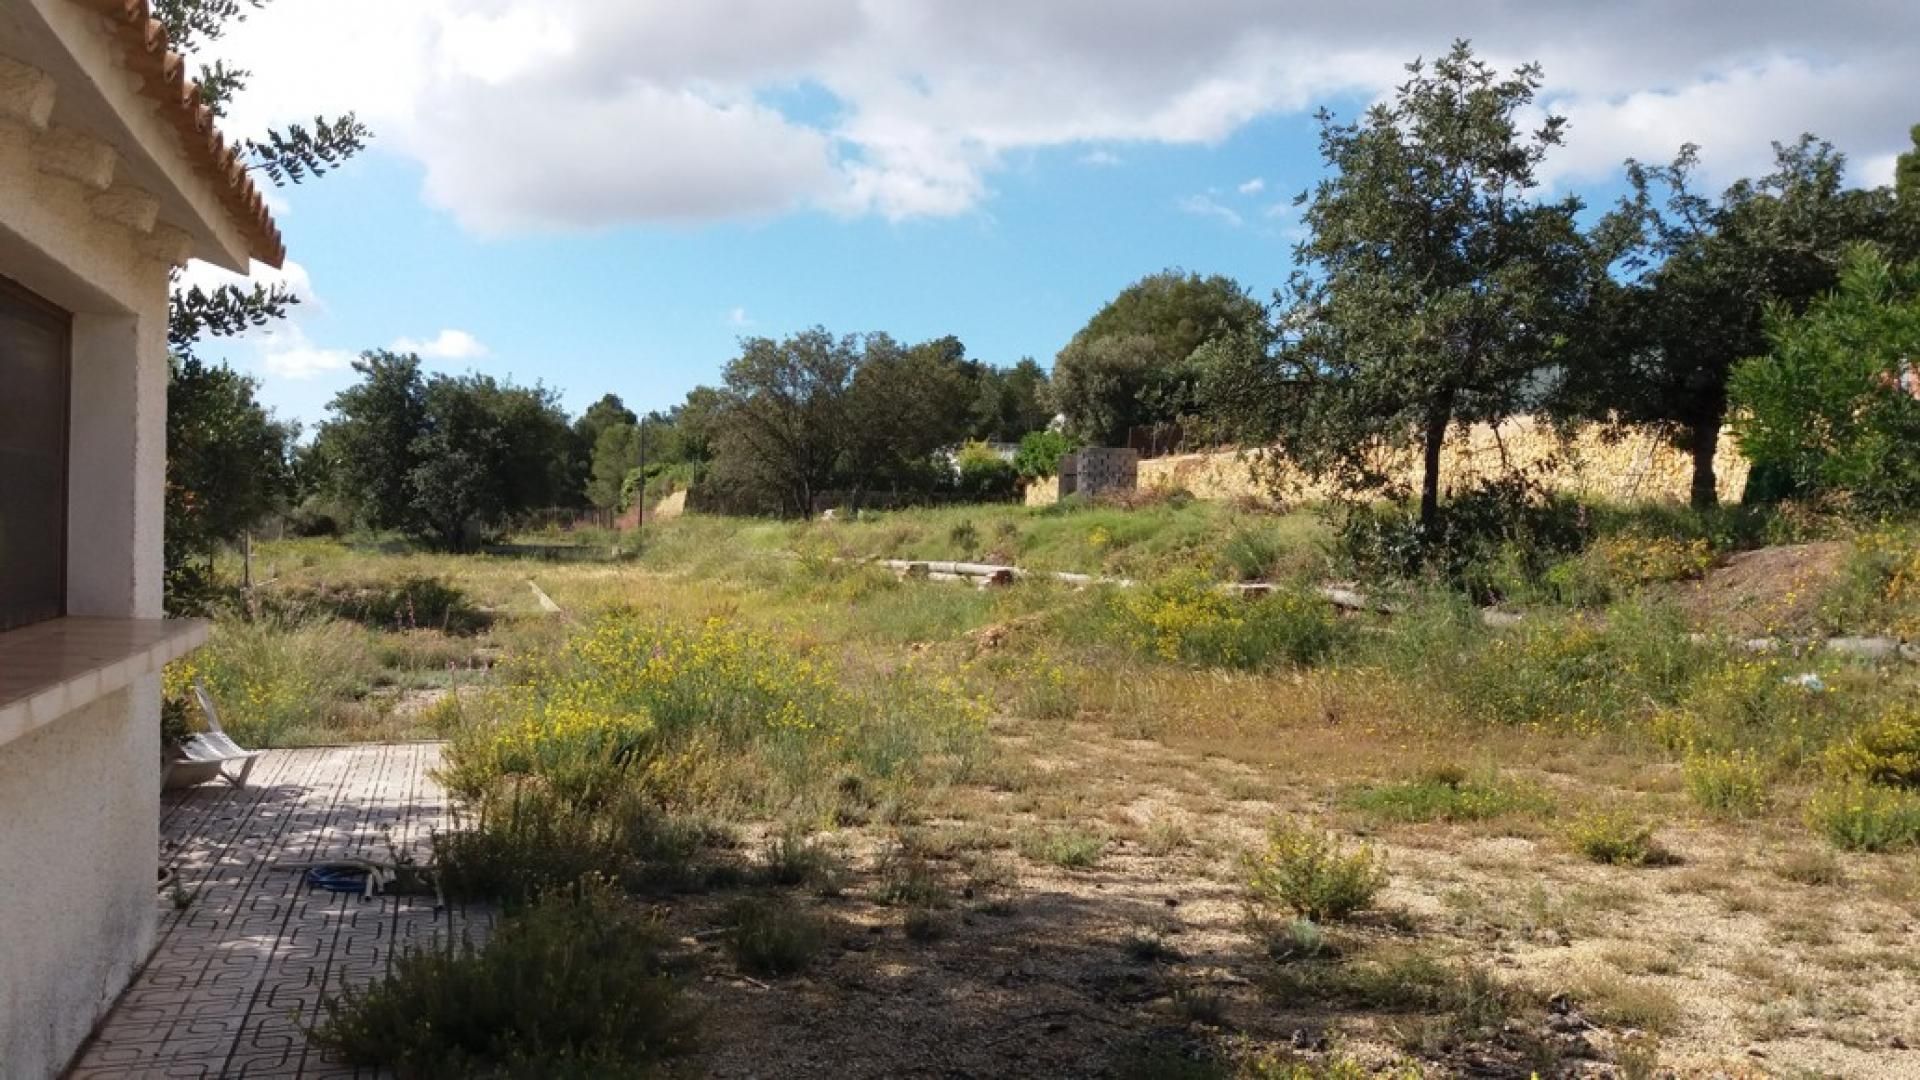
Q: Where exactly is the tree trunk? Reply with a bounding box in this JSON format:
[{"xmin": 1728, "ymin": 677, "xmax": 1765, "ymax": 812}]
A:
[
  {"xmin": 1687, "ymin": 420, "xmax": 1720, "ymax": 510},
  {"xmin": 1419, "ymin": 402, "xmax": 1451, "ymax": 534}
]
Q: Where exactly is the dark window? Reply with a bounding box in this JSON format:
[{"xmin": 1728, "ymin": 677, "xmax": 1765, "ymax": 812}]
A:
[{"xmin": 0, "ymin": 276, "xmax": 69, "ymax": 633}]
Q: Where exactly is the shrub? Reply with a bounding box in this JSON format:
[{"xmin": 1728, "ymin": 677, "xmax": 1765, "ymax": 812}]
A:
[
  {"xmin": 266, "ymin": 573, "xmax": 490, "ymax": 634},
  {"xmin": 1682, "ymin": 749, "xmax": 1772, "ymax": 817},
  {"xmin": 955, "ymin": 441, "xmax": 1020, "ymax": 502},
  {"xmin": 726, "ymin": 896, "xmax": 826, "ymax": 976},
  {"xmin": 1013, "ymin": 430, "xmax": 1077, "ymax": 481},
  {"xmin": 1545, "ymin": 534, "xmax": 1715, "ymax": 606},
  {"xmin": 759, "ymin": 828, "xmax": 846, "ymax": 892},
  {"xmin": 1565, "ymin": 808, "xmax": 1664, "ymax": 865},
  {"xmin": 1343, "ymin": 765, "xmax": 1553, "ymax": 823},
  {"xmin": 1826, "ymin": 706, "xmax": 1920, "ymax": 789},
  {"xmin": 1730, "ymin": 246, "xmax": 1920, "ymax": 514},
  {"xmin": 1333, "ymin": 475, "xmax": 1591, "ymax": 600},
  {"xmin": 1805, "ymin": 780, "xmax": 1920, "ymax": 852},
  {"xmin": 1113, "ymin": 573, "xmax": 1342, "ymax": 670},
  {"xmin": 314, "ymin": 878, "xmax": 696, "ymax": 1078},
  {"xmin": 1244, "ymin": 821, "xmax": 1387, "ymax": 922}
]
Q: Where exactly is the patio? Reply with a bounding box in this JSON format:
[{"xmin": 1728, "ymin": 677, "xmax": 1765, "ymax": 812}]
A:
[{"xmin": 69, "ymin": 744, "xmax": 487, "ymax": 1079}]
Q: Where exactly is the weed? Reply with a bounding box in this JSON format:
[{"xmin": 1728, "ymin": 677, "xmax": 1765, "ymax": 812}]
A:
[
  {"xmin": 1776, "ymin": 848, "xmax": 1845, "ymax": 886},
  {"xmin": 1171, "ymin": 981, "xmax": 1228, "ymax": 1027},
  {"xmin": 314, "ymin": 878, "xmax": 696, "ymax": 1077},
  {"xmin": 875, "ymin": 846, "xmax": 950, "ymax": 908},
  {"xmin": 759, "ymin": 828, "xmax": 846, "ymax": 893},
  {"xmin": 1805, "ymin": 780, "xmax": 1920, "ymax": 852},
  {"xmin": 1258, "ymin": 916, "xmax": 1332, "ymax": 962},
  {"xmin": 903, "ymin": 907, "xmax": 950, "ymax": 943},
  {"xmin": 726, "ymin": 896, "xmax": 826, "ymax": 977},
  {"xmin": 1565, "ymin": 809, "xmax": 1666, "ymax": 866},
  {"xmin": 1018, "ymin": 827, "xmax": 1106, "ymax": 869},
  {"xmin": 1113, "ymin": 572, "xmax": 1343, "ymax": 671},
  {"xmin": 1574, "ymin": 970, "xmax": 1683, "ymax": 1034},
  {"xmin": 1682, "ymin": 749, "xmax": 1772, "ymax": 817},
  {"xmin": 1825, "ymin": 706, "xmax": 1920, "ymax": 789},
  {"xmin": 1344, "ymin": 765, "xmax": 1553, "ymax": 824},
  {"xmin": 1123, "ymin": 924, "xmax": 1180, "ymax": 963},
  {"xmin": 1244, "ymin": 821, "xmax": 1387, "ymax": 922}
]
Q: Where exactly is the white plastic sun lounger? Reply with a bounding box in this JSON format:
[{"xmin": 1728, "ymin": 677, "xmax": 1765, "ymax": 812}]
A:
[{"xmin": 163, "ymin": 680, "xmax": 263, "ymax": 789}]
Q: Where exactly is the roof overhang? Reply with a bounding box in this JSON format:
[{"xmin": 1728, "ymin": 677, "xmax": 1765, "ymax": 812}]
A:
[{"xmin": 1, "ymin": 0, "xmax": 283, "ymax": 271}]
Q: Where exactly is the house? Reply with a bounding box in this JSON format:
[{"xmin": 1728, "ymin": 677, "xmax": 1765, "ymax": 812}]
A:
[{"xmin": 0, "ymin": 1, "xmax": 283, "ymax": 1074}]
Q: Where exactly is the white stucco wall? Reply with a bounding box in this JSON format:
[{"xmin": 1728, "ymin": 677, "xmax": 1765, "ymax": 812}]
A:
[
  {"xmin": 0, "ymin": 682, "xmax": 160, "ymax": 1078},
  {"xmin": 0, "ymin": 4, "xmax": 237, "ymax": 1075}
]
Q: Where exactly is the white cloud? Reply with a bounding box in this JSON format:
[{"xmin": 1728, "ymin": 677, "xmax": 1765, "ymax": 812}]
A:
[
  {"xmin": 727, "ymin": 306, "xmax": 752, "ymax": 326},
  {"xmin": 390, "ymin": 328, "xmax": 491, "ymax": 360},
  {"xmin": 175, "ymin": 257, "xmax": 319, "ymax": 308},
  {"xmin": 255, "ymin": 323, "xmax": 357, "ymax": 380},
  {"xmin": 1080, "ymin": 149, "xmax": 1122, "ymax": 167},
  {"xmin": 1178, "ymin": 193, "xmax": 1243, "ymax": 228},
  {"xmin": 197, "ymin": 1, "xmax": 1920, "ymax": 229},
  {"xmin": 1238, "ymin": 177, "xmax": 1266, "ymax": 195}
]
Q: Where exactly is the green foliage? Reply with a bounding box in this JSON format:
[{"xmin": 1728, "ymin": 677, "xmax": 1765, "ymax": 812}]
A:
[
  {"xmin": 1344, "ymin": 766, "xmax": 1553, "ymax": 824},
  {"xmin": 588, "ymin": 423, "xmax": 642, "ymax": 511},
  {"xmin": 1805, "ymin": 780, "xmax": 1920, "ymax": 852},
  {"xmin": 1223, "ymin": 43, "xmax": 1590, "ymax": 530},
  {"xmin": 1559, "ymin": 134, "xmax": 1907, "ymax": 508},
  {"xmin": 725, "ymin": 896, "xmax": 826, "ymax": 976},
  {"xmin": 1543, "ymin": 533, "xmax": 1715, "ymax": 607},
  {"xmin": 1018, "ymin": 827, "xmax": 1106, "ymax": 869},
  {"xmin": 177, "ymin": 617, "xmax": 380, "ymax": 748},
  {"xmin": 1013, "ymin": 429, "xmax": 1076, "ymax": 481},
  {"xmin": 314, "ymin": 879, "xmax": 696, "ymax": 1078},
  {"xmin": 1825, "ymin": 706, "xmax": 1920, "ymax": 788},
  {"xmin": 954, "ymin": 441, "xmax": 1020, "ymax": 502},
  {"xmin": 1438, "ymin": 603, "xmax": 1704, "ymax": 731},
  {"xmin": 1112, "ymin": 573, "xmax": 1342, "ymax": 670},
  {"xmin": 1333, "ymin": 476, "xmax": 1592, "ymax": 599},
  {"xmin": 1565, "ymin": 808, "xmax": 1663, "ymax": 865},
  {"xmin": 1244, "ymin": 820, "xmax": 1387, "ymax": 922},
  {"xmin": 1731, "ymin": 246, "xmax": 1920, "ymax": 512},
  {"xmin": 164, "ymin": 357, "xmax": 296, "ymax": 613},
  {"xmin": 1682, "ymin": 749, "xmax": 1772, "ymax": 817},
  {"xmin": 312, "ymin": 353, "xmax": 575, "ymax": 549},
  {"xmin": 1051, "ymin": 270, "xmax": 1264, "ymax": 445},
  {"xmin": 264, "ymin": 573, "xmax": 489, "ymax": 634}
]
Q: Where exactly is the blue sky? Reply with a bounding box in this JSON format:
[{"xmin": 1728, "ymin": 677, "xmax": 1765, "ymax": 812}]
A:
[
  {"xmin": 178, "ymin": 2, "xmax": 1919, "ymax": 432},
  {"xmin": 226, "ymin": 110, "xmax": 1340, "ymax": 427}
]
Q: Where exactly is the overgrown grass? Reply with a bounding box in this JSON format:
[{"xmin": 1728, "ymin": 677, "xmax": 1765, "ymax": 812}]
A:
[{"xmin": 314, "ymin": 878, "xmax": 697, "ymax": 1078}]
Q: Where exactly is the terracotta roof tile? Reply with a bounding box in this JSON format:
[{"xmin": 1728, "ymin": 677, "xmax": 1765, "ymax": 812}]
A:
[{"xmin": 68, "ymin": 0, "xmax": 284, "ymax": 266}]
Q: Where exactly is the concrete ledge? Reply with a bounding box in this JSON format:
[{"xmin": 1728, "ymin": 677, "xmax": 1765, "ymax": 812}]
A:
[{"xmin": 0, "ymin": 616, "xmax": 206, "ymax": 748}]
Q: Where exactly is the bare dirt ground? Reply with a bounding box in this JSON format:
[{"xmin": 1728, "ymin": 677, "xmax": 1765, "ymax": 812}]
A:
[
  {"xmin": 1675, "ymin": 542, "xmax": 1850, "ymax": 638},
  {"xmin": 655, "ymin": 717, "xmax": 1920, "ymax": 1079}
]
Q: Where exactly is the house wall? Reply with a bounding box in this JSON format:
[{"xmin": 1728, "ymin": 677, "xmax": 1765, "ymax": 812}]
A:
[{"xmin": 0, "ymin": 13, "xmax": 187, "ymax": 1076}]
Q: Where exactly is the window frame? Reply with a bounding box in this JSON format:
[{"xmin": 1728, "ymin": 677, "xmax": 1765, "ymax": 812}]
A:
[{"xmin": 0, "ymin": 272, "xmax": 72, "ymax": 634}]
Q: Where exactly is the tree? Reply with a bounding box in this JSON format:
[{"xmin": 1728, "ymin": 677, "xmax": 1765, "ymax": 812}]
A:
[
  {"xmin": 710, "ymin": 328, "xmax": 860, "ymax": 516},
  {"xmin": 1730, "ymin": 245, "xmax": 1920, "ymax": 511},
  {"xmin": 311, "ymin": 351, "xmax": 428, "ymax": 530},
  {"xmin": 842, "ymin": 333, "xmax": 977, "ymax": 492},
  {"xmin": 588, "ymin": 423, "xmax": 642, "ymax": 510},
  {"xmin": 1556, "ymin": 137, "xmax": 1903, "ymax": 506},
  {"xmin": 1899, "ymin": 124, "xmax": 1920, "ymax": 208},
  {"xmin": 970, "ymin": 357, "xmax": 1053, "ymax": 440},
  {"xmin": 1221, "ymin": 42, "xmax": 1588, "ymax": 532},
  {"xmin": 157, "ymin": 0, "xmax": 370, "ymax": 609},
  {"xmin": 164, "ymin": 357, "xmax": 295, "ymax": 606},
  {"xmin": 1012, "ymin": 429, "xmax": 1076, "ymax": 481},
  {"xmin": 1052, "ymin": 270, "xmax": 1263, "ymax": 445}
]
